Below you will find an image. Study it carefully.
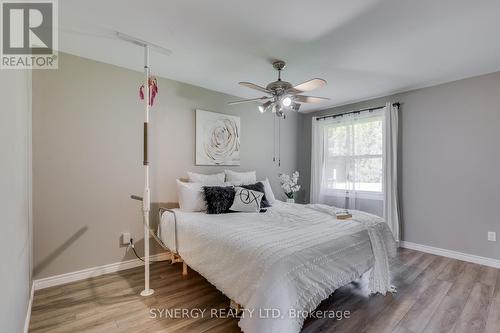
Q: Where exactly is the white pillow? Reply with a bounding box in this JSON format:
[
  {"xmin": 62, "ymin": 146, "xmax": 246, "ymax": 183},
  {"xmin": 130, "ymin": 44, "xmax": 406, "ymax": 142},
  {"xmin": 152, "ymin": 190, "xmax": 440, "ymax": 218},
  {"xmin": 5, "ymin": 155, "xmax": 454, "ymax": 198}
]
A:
[
  {"xmin": 187, "ymin": 171, "xmax": 225, "ymax": 184},
  {"xmin": 176, "ymin": 179, "xmax": 206, "ymax": 212},
  {"xmin": 230, "ymin": 187, "xmax": 264, "ymax": 213},
  {"xmin": 260, "ymin": 178, "xmax": 276, "ymax": 204},
  {"xmin": 225, "ymin": 170, "xmax": 256, "ymax": 185}
]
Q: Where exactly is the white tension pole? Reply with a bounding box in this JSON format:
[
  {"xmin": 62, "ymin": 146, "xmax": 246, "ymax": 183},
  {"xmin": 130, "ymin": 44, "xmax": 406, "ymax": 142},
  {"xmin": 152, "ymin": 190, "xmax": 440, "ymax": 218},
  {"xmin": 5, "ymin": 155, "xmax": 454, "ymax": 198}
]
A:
[
  {"xmin": 141, "ymin": 45, "xmax": 154, "ymax": 297},
  {"xmin": 116, "ymin": 32, "xmax": 171, "ymax": 297}
]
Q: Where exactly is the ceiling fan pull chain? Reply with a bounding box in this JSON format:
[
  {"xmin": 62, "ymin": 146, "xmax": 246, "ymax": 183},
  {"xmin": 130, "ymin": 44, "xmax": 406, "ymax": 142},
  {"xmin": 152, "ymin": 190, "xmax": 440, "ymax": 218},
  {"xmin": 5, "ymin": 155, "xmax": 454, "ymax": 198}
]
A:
[
  {"xmin": 273, "ymin": 115, "xmax": 276, "ymax": 163},
  {"xmin": 278, "ymin": 115, "xmax": 281, "ymax": 167}
]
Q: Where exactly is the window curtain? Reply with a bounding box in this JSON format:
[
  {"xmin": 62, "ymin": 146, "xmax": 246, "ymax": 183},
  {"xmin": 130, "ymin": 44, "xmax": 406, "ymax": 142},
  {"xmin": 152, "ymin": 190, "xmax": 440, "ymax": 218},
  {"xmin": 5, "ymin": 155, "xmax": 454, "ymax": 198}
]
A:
[
  {"xmin": 310, "ymin": 102, "xmax": 400, "ymax": 241},
  {"xmin": 383, "ymin": 102, "xmax": 400, "ymax": 241},
  {"xmin": 310, "ymin": 116, "xmax": 324, "ymax": 204}
]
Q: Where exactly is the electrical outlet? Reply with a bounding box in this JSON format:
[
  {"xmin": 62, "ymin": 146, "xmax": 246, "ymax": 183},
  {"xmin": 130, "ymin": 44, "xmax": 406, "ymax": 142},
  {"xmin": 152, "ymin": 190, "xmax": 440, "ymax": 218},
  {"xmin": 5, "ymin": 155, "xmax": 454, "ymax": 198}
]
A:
[
  {"xmin": 122, "ymin": 232, "xmax": 131, "ymax": 245},
  {"xmin": 487, "ymin": 231, "xmax": 496, "ymax": 242}
]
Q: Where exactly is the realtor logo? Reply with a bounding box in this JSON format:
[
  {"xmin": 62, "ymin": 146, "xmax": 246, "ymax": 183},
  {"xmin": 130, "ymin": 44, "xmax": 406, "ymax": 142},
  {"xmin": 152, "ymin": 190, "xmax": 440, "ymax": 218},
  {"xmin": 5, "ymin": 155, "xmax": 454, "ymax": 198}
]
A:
[{"xmin": 1, "ymin": 0, "xmax": 58, "ymax": 69}]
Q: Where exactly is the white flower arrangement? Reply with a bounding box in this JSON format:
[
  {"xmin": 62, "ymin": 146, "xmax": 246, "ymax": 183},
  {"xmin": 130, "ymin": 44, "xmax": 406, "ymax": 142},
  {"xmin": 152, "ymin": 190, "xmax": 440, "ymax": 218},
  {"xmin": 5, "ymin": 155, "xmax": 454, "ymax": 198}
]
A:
[{"xmin": 279, "ymin": 171, "xmax": 301, "ymax": 199}]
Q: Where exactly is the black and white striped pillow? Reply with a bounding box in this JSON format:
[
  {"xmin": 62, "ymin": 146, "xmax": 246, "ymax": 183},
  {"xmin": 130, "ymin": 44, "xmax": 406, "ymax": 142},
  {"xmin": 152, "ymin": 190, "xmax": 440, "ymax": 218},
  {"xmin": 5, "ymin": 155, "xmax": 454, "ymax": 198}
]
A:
[{"xmin": 230, "ymin": 187, "xmax": 264, "ymax": 212}]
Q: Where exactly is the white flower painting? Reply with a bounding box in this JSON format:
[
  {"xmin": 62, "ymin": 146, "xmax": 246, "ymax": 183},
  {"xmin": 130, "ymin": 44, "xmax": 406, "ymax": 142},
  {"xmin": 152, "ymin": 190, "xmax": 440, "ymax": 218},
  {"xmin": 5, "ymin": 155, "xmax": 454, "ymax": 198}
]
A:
[{"xmin": 196, "ymin": 110, "xmax": 240, "ymax": 165}]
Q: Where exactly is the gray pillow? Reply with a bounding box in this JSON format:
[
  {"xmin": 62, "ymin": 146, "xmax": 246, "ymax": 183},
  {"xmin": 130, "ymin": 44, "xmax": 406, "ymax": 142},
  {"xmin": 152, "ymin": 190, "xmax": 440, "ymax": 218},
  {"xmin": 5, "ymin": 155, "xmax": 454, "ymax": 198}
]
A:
[{"xmin": 230, "ymin": 187, "xmax": 263, "ymax": 213}]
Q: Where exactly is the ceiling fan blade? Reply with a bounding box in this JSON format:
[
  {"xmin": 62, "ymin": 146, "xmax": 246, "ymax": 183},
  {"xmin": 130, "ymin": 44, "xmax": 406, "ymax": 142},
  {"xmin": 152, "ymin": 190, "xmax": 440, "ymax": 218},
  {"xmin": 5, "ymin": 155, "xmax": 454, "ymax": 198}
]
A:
[
  {"xmin": 228, "ymin": 96, "xmax": 271, "ymax": 105},
  {"xmin": 288, "ymin": 78, "xmax": 327, "ymax": 93},
  {"xmin": 294, "ymin": 95, "xmax": 330, "ymax": 104},
  {"xmin": 239, "ymin": 82, "xmax": 272, "ymax": 94}
]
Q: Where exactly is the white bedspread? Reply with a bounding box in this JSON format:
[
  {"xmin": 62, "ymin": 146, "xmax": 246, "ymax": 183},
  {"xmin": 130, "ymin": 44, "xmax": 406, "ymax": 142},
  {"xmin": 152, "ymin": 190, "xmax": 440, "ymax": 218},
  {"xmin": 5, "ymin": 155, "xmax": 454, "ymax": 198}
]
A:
[{"xmin": 158, "ymin": 202, "xmax": 396, "ymax": 333}]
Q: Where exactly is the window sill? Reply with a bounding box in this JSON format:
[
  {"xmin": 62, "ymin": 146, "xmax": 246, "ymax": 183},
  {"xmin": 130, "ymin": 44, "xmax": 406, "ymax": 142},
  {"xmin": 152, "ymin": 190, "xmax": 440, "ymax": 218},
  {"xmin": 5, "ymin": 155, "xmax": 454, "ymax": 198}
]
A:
[{"xmin": 320, "ymin": 189, "xmax": 383, "ymax": 200}]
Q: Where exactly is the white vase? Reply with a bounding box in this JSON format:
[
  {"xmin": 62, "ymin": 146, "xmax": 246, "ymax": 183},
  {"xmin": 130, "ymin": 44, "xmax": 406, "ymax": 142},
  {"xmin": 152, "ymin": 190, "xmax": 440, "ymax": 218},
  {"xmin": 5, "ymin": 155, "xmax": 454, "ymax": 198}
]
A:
[{"xmin": 286, "ymin": 198, "xmax": 295, "ymax": 203}]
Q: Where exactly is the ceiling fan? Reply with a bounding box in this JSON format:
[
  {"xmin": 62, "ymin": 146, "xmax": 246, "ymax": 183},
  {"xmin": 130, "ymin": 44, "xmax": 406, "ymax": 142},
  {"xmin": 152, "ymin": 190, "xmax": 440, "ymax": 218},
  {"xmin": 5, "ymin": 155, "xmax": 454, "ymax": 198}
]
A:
[{"xmin": 229, "ymin": 60, "xmax": 329, "ymax": 116}]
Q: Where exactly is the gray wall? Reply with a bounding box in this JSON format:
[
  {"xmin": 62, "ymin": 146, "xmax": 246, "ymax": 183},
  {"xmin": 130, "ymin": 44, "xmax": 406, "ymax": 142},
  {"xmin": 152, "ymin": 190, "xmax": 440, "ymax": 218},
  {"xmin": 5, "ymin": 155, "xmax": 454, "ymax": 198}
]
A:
[
  {"xmin": 0, "ymin": 71, "xmax": 32, "ymax": 332},
  {"xmin": 31, "ymin": 52, "xmax": 500, "ymax": 280},
  {"xmin": 32, "ymin": 53, "xmax": 300, "ymax": 279},
  {"xmin": 299, "ymin": 71, "xmax": 500, "ymax": 260}
]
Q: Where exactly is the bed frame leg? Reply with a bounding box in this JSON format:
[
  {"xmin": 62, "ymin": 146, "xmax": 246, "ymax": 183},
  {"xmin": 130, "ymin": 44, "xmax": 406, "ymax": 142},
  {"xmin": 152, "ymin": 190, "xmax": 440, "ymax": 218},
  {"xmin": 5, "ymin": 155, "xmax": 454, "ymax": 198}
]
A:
[
  {"xmin": 171, "ymin": 253, "xmax": 182, "ymax": 264},
  {"xmin": 182, "ymin": 262, "xmax": 188, "ymax": 276},
  {"xmin": 230, "ymin": 299, "xmax": 241, "ymax": 312}
]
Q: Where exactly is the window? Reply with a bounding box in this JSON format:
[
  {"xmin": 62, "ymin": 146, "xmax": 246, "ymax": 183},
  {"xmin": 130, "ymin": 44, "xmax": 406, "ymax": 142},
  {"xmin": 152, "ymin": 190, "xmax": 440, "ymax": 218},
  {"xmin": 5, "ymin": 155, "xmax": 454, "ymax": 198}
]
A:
[
  {"xmin": 322, "ymin": 111, "xmax": 383, "ymax": 197},
  {"xmin": 311, "ymin": 103, "xmax": 400, "ymax": 221}
]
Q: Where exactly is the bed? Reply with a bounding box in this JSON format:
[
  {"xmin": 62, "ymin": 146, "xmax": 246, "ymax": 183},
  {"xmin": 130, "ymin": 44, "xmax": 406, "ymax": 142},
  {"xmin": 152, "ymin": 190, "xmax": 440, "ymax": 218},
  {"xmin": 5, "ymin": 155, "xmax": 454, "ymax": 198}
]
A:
[{"xmin": 157, "ymin": 201, "xmax": 397, "ymax": 333}]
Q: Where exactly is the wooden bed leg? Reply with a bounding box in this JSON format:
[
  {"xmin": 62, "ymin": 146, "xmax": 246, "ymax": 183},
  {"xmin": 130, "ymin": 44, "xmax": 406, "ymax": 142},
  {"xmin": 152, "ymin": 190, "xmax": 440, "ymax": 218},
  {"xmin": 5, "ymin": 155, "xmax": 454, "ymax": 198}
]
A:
[
  {"xmin": 230, "ymin": 299, "xmax": 241, "ymax": 312},
  {"xmin": 182, "ymin": 262, "xmax": 188, "ymax": 276},
  {"xmin": 171, "ymin": 253, "xmax": 182, "ymax": 264}
]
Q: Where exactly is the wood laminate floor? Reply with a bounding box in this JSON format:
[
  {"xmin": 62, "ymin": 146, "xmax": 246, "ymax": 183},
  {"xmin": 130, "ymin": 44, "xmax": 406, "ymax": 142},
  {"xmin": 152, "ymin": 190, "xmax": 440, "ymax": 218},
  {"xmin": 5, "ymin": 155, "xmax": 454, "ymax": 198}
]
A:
[{"xmin": 29, "ymin": 248, "xmax": 500, "ymax": 333}]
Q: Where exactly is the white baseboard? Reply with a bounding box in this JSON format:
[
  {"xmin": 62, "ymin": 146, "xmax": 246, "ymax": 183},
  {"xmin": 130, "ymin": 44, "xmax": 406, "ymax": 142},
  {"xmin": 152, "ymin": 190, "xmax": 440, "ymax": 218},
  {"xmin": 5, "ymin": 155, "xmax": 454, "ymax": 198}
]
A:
[
  {"xmin": 23, "ymin": 281, "xmax": 35, "ymax": 333},
  {"xmin": 33, "ymin": 253, "xmax": 170, "ymax": 290},
  {"xmin": 400, "ymin": 241, "xmax": 500, "ymax": 269}
]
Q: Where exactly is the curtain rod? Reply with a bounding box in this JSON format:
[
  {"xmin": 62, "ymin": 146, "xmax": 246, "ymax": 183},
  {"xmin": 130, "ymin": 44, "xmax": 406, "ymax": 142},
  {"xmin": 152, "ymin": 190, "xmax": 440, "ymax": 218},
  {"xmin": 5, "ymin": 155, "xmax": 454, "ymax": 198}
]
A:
[{"xmin": 315, "ymin": 102, "xmax": 400, "ymax": 121}]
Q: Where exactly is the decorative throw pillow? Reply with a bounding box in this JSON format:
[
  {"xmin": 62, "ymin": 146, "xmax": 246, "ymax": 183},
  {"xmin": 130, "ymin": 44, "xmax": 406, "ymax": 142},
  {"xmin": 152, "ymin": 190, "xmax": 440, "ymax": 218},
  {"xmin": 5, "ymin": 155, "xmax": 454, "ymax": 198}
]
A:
[
  {"xmin": 203, "ymin": 186, "xmax": 236, "ymax": 214},
  {"xmin": 260, "ymin": 178, "xmax": 276, "ymax": 204},
  {"xmin": 240, "ymin": 182, "xmax": 270, "ymax": 208},
  {"xmin": 176, "ymin": 179, "xmax": 207, "ymax": 212},
  {"xmin": 230, "ymin": 187, "xmax": 264, "ymax": 213},
  {"xmin": 187, "ymin": 171, "xmax": 225, "ymax": 184},
  {"xmin": 224, "ymin": 170, "xmax": 256, "ymax": 185}
]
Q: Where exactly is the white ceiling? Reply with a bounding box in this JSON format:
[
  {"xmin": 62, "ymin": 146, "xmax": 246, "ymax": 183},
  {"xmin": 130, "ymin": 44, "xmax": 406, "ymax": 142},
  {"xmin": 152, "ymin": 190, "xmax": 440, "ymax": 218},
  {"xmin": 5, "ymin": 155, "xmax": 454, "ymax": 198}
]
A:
[{"xmin": 60, "ymin": 0, "xmax": 500, "ymax": 112}]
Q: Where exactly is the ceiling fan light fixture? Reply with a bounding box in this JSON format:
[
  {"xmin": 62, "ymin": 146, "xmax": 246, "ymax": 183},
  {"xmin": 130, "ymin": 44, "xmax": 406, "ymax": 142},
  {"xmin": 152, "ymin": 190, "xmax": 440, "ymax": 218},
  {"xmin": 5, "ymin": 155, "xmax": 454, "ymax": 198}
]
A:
[
  {"xmin": 259, "ymin": 100, "xmax": 273, "ymax": 113},
  {"xmin": 272, "ymin": 102, "xmax": 282, "ymax": 113},
  {"xmin": 290, "ymin": 102, "xmax": 301, "ymax": 111},
  {"xmin": 281, "ymin": 96, "xmax": 292, "ymax": 107}
]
